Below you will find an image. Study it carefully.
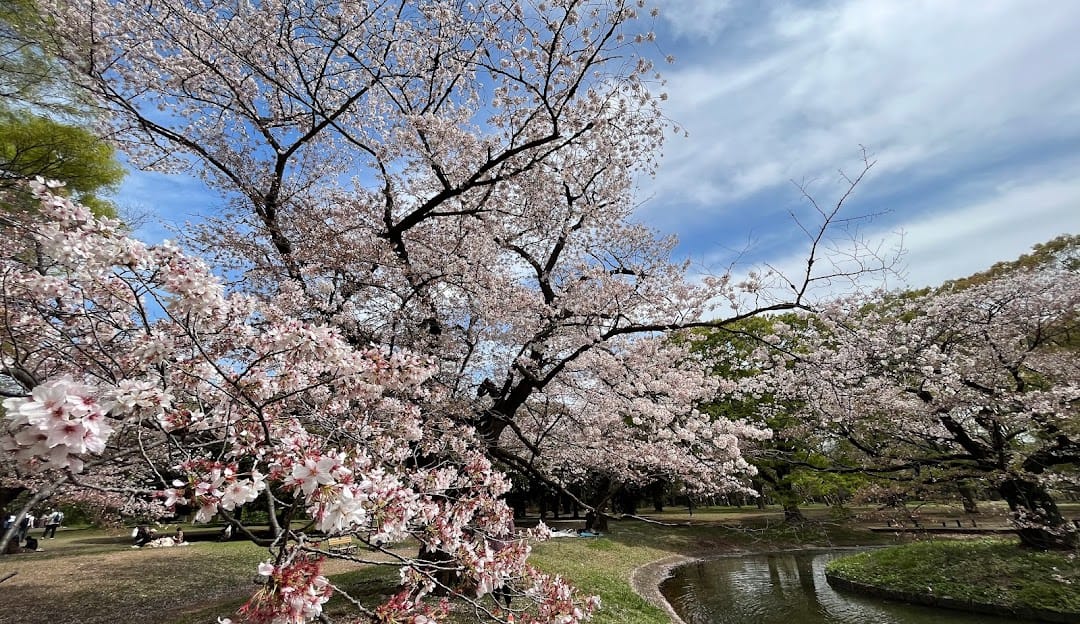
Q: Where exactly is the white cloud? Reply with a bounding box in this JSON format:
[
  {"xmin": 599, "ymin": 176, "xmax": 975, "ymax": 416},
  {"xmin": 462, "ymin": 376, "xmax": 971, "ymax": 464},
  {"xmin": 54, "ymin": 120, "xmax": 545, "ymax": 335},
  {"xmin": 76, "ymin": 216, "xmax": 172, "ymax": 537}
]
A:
[
  {"xmin": 657, "ymin": 0, "xmax": 737, "ymax": 41},
  {"xmin": 115, "ymin": 167, "xmax": 224, "ymax": 244},
  {"xmin": 646, "ymin": 0, "xmax": 1080, "ymax": 225},
  {"xmin": 636, "ymin": 0, "xmax": 1080, "ymax": 294},
  {"xmin": 726, "ymin": 169, "xmax": 1080, "ymax": 302},
  {"xmin": 884, "ymin": 175, "xmax": 1080, "ymax": 288}
]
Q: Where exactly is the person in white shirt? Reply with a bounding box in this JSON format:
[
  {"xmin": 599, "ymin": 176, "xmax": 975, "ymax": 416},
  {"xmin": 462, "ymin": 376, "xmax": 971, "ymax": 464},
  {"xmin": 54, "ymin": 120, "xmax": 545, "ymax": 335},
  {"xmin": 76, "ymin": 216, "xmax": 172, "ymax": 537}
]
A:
[{"xmin": 43, "ymin": 509, "xmax": 63, "ymax": 538}]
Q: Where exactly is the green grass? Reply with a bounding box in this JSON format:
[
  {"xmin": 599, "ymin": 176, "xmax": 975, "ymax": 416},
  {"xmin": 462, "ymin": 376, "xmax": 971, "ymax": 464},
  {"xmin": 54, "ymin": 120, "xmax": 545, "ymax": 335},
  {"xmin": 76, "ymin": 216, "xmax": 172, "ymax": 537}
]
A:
[
  {"xmin": 171, "ymin": 509, "xmax": 905, "ymax": 624},
  {"xmin": 826, "ymin": 538, "xmax": 1080, "ymax": 615},
  {"xmin": 11, "ymin": 506, "xmax": 1031, "ymax": 624},
  {"xmin": 529, "ymin": 530, "xmax": 674, "ymax": 624},
  {"xmin": 0, "ymin": 527, "xmax": 268, "ymax": 624}
]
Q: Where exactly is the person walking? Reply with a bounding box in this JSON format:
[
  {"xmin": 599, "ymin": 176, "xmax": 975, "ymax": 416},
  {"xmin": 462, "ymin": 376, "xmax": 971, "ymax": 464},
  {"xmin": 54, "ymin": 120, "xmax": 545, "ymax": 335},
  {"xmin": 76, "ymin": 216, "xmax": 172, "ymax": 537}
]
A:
[{"xmin": 43, "ymin": 509, "xmax": 63, "ymax": 538}]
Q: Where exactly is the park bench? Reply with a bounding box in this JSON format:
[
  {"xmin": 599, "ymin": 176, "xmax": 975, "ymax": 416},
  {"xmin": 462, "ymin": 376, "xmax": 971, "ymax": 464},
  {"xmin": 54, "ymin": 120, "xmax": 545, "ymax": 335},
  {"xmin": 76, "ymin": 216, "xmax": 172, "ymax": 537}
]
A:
[{"xmin": 322, "ymin": 535, "xmax": 357, "ymax": 554}]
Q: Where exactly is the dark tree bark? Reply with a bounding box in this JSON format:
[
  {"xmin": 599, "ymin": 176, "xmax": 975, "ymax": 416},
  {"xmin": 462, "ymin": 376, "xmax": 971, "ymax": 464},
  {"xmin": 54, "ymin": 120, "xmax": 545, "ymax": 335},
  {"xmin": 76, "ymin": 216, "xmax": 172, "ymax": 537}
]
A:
[
  {"xmin": 957, "ymin": 481, "xmax": 980, "ymax": 514},
  {"xmin": 586, "ymin": 477, "xmax": 618, "ymax": 532},
  {"xmin": 646, "ymin": 479, "xmax": 666, "ymax": 512},
  {"xmin": 756, "ymin": 468, "xmax": 805, "ymax": 523},
  {"xmin": 999, "ymin": 477, "xmax": 1077, "ymax": 550},
  {"xmin": 593, "ymin": 506, "xmax": 610, "ymax": 532},
  {"xmin": 782, "ymin": 500, "xmax": 806, "ymax": 523}
]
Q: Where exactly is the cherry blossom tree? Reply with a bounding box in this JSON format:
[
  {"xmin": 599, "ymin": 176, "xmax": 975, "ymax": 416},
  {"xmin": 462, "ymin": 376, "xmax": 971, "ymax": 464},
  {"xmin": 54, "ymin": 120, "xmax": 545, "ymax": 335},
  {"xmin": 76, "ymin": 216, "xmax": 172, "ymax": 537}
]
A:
[
  {"xmin": 497, "ymin": 334, "xmax": 769, "ymax": 526},
  {"xmin": 1, "ymin": 0, "xmax": 892, "ymax": 619},
  {"xmin": 32, "ymin": 0, "xmax": 881, "ymax": 509},
  {"xmin": 766, "ymin": 266, "xmax": 1080, "ymax": 549},
  {"xmin": 1, "ymin": 181, "xmax": 597, "ymax": 622}
]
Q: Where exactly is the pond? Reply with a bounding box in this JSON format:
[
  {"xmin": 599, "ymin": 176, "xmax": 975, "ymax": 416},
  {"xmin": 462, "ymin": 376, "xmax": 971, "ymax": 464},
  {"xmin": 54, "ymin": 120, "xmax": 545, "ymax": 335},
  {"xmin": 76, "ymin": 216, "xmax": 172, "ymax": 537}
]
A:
[{"xmin": 660, "ymin": 550, "xmax": 1018, "ymax": 624}]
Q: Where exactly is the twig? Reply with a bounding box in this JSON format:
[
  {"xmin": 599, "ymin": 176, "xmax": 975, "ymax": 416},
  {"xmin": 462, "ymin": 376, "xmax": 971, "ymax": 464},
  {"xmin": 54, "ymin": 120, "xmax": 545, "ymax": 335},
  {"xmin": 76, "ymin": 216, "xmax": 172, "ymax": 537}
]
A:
[{"xmin": 620, "ymin": 514, "xmax": 689, "ymax": 527}]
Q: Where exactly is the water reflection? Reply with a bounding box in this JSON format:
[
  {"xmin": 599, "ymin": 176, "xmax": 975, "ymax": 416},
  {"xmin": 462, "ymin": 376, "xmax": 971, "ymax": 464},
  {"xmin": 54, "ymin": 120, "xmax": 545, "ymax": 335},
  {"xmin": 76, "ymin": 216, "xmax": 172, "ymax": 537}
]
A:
[{"xmin": 661, "ymin": 550, "xmax": 1016, "ymax": 624}]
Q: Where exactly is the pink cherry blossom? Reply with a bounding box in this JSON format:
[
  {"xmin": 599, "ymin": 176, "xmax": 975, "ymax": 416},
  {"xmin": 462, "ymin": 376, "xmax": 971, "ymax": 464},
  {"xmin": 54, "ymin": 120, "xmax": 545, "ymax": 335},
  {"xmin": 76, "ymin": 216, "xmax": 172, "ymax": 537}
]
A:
[
  {"xmin": 758, "ymin": 264, "xmax": 1080, "ymax": 549},
  {"xmin": 2, "ymin": 0, "xmax": 897, "ymax": 619}
]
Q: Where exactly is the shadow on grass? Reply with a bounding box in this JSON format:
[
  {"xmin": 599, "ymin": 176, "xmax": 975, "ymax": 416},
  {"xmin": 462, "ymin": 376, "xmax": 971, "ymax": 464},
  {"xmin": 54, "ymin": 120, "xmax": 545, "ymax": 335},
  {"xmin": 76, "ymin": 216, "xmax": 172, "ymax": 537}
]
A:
[
  {"xmin": 71, "ymin": 535, "xmax": 130, "ymax": 545},
  {"xmin": 169, "ymin": 563, "xmax": 406, "ymax": 624}
]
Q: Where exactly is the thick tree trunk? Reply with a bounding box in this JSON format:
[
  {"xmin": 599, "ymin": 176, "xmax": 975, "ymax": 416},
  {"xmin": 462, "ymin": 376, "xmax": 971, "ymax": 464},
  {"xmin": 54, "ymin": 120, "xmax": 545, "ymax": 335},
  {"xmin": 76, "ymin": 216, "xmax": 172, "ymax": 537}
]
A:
[
  {"xmin": 591, "ymin": 502, "xmax": 610, "ymax": 532},
  {"xmin": 757, "ymin": 470, "xmax": 804, "ymax": 523},
  {"xmin": 0, "ymin": 485, "xmax": 56, "ymax": 555},
  {"xmin": 616, "ymin": 486, "xmax": 638, "ymax": 515},
  {"xmin": 998, "ymin": 477, "xmax": 1077, "ymax": 550},
  {"xmin": 587, "ymin": 478, "xmax": 618, "ymax": 532},
  {"xmin": 643, "ymin": 475, "xmax": 669, "ymax": 509},
  {"xmin": 957, "ymin": 481, "xmax": 980, "ymax": 514},
  {"xmin": 647, "ymin": 480, "xmax": 666, "ymax": 512},
  {"xmin": 782, "ymin": 501, "xmax": 806, "ymax": 523},
  {"xmin": 751, "ymin": 480, "xmax": 767, "ymax": 510}
]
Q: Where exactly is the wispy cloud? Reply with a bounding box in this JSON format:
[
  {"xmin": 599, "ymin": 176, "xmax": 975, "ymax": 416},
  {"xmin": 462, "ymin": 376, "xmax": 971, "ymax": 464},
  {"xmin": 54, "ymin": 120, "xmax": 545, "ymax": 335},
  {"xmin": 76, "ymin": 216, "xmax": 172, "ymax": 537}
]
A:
[
  {"xmin": 109, "ymin": 1, "xmax": 1080, "ymax": 293},
  {"xmin": 882, "ymin": 170, "xmax": 1080, "ymax": 288},
  {"xmin": 703, "ymin": 161, "xmax": 1080, "ymax": 301},
  {"xmin": 642, "ymin": 0, "xmax": 1080, "ymax": 286}
]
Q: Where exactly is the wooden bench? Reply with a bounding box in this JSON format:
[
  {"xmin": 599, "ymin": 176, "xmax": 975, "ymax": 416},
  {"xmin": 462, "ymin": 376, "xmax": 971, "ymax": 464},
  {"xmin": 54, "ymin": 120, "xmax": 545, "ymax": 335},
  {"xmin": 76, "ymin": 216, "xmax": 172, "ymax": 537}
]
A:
[{"xmin": 322, "ymin": 535, "xmax": 357, "ymax": 554}]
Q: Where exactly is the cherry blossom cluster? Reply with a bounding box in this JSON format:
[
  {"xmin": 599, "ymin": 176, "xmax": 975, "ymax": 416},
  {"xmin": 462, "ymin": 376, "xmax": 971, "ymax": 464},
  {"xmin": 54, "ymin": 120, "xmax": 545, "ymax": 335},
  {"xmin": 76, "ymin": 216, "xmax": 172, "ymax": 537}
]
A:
[
  {"xmin": 506, "ymin": 336, "xmax": 768, "ymax": 495},
  {"xmin": 1, "ymin": 182, "xmax": 601, "ymax": 621},
  {"xmin": 752, "ymin": 266, "xmax": 1080, "ymax": 549},
  {"xmin": 374, "ymin": 590, "xmax": 449, "ymax": 624},
  {"xmin": 237, "ymin": 558, "xmax": 332, "ymax": 624},
  {"xmin": 169, "ymin": 461, "xmax": 266, "ymax": 523},
  {"xmin": 2, "ymin": 376, "xmax": 114, "ymax": 473}
]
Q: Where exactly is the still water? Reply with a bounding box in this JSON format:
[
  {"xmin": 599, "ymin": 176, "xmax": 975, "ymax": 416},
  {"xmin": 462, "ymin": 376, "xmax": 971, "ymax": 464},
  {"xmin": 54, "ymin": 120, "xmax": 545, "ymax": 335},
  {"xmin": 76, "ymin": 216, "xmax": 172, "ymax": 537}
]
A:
[{"xmin": 660, "ymin": 550, "xmax": 1017, "ymax": 624}]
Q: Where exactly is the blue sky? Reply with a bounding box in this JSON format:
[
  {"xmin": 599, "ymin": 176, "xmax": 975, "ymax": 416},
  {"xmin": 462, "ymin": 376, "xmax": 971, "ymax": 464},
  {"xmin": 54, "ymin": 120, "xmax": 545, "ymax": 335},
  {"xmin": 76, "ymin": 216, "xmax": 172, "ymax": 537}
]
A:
[
  {"xmin": 642, "ymin": 0, "xmax": 1080, "ymax": 288},
  {"xmin": 117, "ymin": 0, "xmax": 1080, "ymax": 291}
]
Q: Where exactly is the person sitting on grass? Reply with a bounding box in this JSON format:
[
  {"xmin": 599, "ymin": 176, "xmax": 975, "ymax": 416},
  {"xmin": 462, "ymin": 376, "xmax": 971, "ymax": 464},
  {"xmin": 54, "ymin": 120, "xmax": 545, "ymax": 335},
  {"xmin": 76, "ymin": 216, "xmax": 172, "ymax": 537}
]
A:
[{"xmin": 132, "ymin": 525, "xmax": 156, "ymax": 547}]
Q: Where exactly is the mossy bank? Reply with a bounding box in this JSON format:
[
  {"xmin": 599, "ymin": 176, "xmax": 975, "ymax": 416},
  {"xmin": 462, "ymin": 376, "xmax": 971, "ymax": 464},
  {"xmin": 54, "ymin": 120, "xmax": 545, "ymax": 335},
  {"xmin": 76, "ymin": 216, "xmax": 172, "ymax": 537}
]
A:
[{"xmin": 825, "ymin": 539, "xmax": 1080, "ymax": 622}]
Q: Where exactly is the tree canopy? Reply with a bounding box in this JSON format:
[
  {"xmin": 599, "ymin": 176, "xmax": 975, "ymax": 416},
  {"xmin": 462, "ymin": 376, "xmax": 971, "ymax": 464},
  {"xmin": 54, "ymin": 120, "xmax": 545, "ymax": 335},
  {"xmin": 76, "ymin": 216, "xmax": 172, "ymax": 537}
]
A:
[
  {"xmin": 755, "ymin": 258, "xmax": 1080, "ymax": 549},
  {"xmin": 1, "ymin": 2, "xmax": 889, "ymax": 622},
  {"xmin": 0, "ymin": 0, "xmax": 122, "ymax": 217},
  {"xmin": 0, "ymin": 109, "xmax": 124, "ymax": 214}
]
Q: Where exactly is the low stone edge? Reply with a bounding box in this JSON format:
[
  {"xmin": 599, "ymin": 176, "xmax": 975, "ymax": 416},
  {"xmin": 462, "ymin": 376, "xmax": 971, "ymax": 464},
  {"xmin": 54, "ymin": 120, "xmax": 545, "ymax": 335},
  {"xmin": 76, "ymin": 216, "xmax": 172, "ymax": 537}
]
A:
[{"xmin": 628, "ymin": 554, "xmax": 696, "ymax": 624}]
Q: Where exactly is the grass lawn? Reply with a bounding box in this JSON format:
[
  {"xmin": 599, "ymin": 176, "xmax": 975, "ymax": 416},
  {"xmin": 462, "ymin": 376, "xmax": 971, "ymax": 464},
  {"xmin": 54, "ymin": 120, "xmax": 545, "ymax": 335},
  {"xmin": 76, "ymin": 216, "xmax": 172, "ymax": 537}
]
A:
[
  {"xmin": 2, "ymin": 502, "xmax": 1065, "ymax": 624},
  {"xmin": 0, "ymin": 526, "xmax": 266, "ymax": 624},
  {"xmin": 825, "ymin": 538, "xmax": 1080, "ymax": 617}
]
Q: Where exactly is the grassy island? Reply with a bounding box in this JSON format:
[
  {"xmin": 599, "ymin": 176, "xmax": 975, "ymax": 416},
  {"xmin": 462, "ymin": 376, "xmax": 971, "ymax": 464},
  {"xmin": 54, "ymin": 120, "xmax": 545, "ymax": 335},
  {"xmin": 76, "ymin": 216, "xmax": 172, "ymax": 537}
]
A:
[{"xmin": 825, "ymin": 539, "xmax": 1080, "ymax": 621}]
